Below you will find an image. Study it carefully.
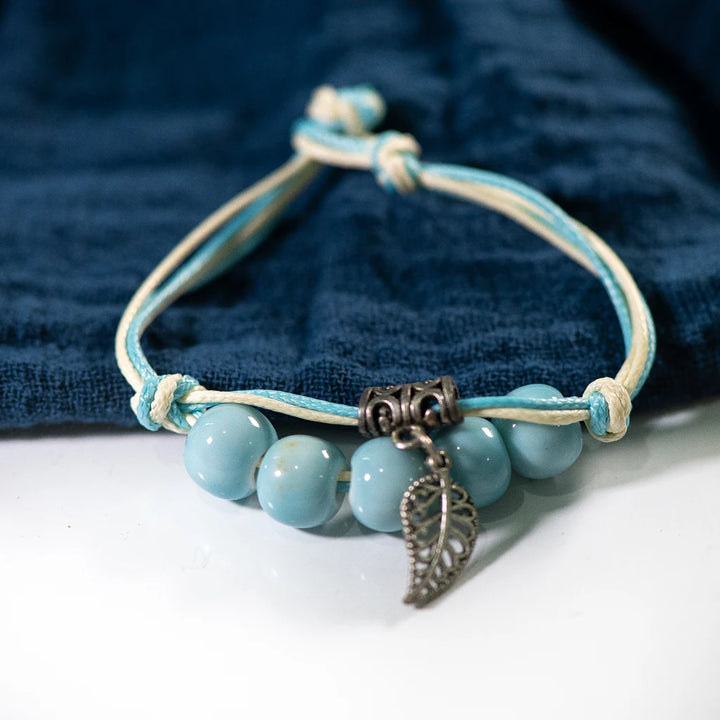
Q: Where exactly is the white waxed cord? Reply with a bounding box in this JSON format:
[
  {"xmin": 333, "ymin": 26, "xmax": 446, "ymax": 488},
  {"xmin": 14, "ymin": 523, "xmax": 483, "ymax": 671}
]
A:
[{"xmin": 116, "ymin": 84, "xmax": 655, "ymax": 440}]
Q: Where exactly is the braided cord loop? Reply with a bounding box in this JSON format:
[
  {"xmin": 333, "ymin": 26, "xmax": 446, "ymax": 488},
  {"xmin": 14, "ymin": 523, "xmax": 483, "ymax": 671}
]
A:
[{"xmin": 116, "ymin": 84, "xmax": 655, "ymax": 439}]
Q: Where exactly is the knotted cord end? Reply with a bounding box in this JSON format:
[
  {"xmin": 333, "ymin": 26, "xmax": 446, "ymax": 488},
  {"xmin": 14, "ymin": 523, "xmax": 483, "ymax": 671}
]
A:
[
  {"xmin": 296, "ymin": 86, "xmax": 423, "ymax": 194},
  {"xmin": 584, "ymin": 377, "xmax": 632, "ymax": 442},
  {"xmin": 132, "ymin": 373, "xmax": 201, "ymax": 433},
  {"xmin": 306, "ymin": 84, "xmax": 386, "ymax": 136},
  {"xmin": 371, "ymin": 131, "xmax": 421, "ymax": 194}
]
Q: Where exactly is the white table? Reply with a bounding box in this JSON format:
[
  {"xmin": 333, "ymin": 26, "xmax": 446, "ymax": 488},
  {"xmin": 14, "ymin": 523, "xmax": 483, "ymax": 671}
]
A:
[{"xmin": 2, "ymin": 401, "xmax": 719, "ymax": 719}]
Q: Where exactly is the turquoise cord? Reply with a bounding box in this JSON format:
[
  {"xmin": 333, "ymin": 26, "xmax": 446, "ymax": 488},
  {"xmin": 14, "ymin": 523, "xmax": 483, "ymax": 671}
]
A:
[{"xmin": 124, "ymin": 85, "xmax": 656, "ymax": 439}]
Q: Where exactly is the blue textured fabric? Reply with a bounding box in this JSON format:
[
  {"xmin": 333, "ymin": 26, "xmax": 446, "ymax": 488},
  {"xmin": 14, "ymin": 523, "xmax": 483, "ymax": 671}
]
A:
[
  {"xmin": 574, "ymin": 0, "xmax": 720, "ymax": 107},
  {"xmin": 1, "ymin": 0, "xmax": 719, "ymax": 430}
]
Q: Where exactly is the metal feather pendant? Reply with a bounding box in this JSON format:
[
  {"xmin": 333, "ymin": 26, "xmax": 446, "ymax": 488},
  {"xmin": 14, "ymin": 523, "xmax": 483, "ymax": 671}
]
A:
[{"xmin": 400, "ymin": 468, "xmax": 479, "ymax": 606}]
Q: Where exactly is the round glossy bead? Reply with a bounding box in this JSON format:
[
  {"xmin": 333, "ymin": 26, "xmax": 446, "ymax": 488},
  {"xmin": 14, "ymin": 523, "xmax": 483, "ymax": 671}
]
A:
[
  {"xmin": 184, "ymin": 404, "xmax": 277, "ymax": 500},
  {"xmin": 434, "ymin": 417, "xmax": 511, "ymax": 507},
  {"xmin": 492, "ymin": 384, "xmax": 582, "ymax": 480},
  {"xmin": 257, "ymin": 435, "xmax": 348, "ymax": 528},
  {"xmin": 349, "ymin": 437, "xmax": 426, "ymax": 532}
]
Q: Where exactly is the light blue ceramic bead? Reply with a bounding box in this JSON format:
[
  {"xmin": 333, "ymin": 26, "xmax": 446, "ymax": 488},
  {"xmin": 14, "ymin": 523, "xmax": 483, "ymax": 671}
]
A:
[
  {"xmin": 184, "ymin": 404, "xmax": 277, "ymax": 500},
  {"xmin": 492, "ymin": 384, "xmax": 582, "ymax": 480},
  {"xmin": 349, "ymin": 437, "xmax": 426, "ymax": 532},
  {"xmin": 434, "ymin": 417, "xmax": 511, "ymax": 507},
  {"xmin": 256, "ymin": 435, "xmax": 348, "ymax": 528}
]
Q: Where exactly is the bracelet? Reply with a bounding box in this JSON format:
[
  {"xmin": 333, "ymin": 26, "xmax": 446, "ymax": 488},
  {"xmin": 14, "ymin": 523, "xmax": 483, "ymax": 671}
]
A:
[{"xmin": 115, "ymin": 85, "xmax": 656, "ymax": 607}]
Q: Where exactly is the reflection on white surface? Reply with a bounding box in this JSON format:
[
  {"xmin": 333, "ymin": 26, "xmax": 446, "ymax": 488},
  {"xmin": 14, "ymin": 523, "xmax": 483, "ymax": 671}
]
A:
[{"xmin": 1, "ymin": 401, "xmax": 720, "ymax": 719}]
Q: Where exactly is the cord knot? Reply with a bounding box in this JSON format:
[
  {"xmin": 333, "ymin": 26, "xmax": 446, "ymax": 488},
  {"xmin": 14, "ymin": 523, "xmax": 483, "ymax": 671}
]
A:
[
  {"xmin": 371, "ymin": 131, "xmax": 421, "ymax": 194},
  {"xmin": 583, "ymin": 377, "xmax": 632, "ymax": 442},
  {"xmin": 306, "ymin": 84, "xmax": 386, "ymax": 136},
  {"xmin": 131, "ymin": 373, "xmax": 200, "ymax": 432}
]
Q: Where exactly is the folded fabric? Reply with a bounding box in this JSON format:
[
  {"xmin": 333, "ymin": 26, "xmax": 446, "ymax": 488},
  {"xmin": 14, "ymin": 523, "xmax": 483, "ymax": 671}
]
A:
[
  {"xmin": 578, "ymin": 0, "xmax": 720, "ymax": 107},
  {"xmin": 1, "ymin": 0, "xmax": 719, "ymax": 429}
]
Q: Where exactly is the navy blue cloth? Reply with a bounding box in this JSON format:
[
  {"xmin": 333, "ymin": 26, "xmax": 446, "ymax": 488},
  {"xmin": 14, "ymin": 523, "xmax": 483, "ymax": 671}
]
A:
[
  {"xmin": 1, "ymin": 0, "xmax": 719, "ymax": 430},
  {"xmin": 576, "ymin": 0, "xmax": 720, "ymax": 107}
]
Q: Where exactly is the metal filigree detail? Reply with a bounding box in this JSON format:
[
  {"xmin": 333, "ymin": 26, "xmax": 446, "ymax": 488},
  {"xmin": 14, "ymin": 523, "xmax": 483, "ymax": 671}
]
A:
[
  {"xmin": 358, "ymin": 376, "xmax": 461, "ymax": 438},
  {"xmin": 400, "ymin": 471, "xmax": 479, "ymax": 606},
  {"xmin": 391, "ymin": 425, "xmax": 480, "ymax": 607}
]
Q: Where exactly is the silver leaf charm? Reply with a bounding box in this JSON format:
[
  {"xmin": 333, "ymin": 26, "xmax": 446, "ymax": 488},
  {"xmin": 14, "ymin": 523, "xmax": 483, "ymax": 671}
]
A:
[{"xmin": 400, "ymin": 469, "xmax": 480, "ymax": 607}]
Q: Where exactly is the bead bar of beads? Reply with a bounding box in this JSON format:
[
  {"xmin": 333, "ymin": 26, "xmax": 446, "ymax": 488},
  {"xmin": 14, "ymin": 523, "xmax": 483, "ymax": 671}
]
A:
[{"xmin": 181, "ymin": 383, "xmax": 580, "ymax": 533}]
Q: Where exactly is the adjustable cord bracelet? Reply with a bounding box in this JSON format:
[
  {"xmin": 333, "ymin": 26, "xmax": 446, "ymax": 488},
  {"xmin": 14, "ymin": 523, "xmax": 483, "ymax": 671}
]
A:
[{"xmin": 115, "ymin": 85, "xmax": 656, "ymax": 606}]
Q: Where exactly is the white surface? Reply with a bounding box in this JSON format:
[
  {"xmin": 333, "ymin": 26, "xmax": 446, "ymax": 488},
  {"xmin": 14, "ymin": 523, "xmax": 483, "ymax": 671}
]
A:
[{"xmin": 2, "ymin": 402, "xmax": 720, "ymax": 720}]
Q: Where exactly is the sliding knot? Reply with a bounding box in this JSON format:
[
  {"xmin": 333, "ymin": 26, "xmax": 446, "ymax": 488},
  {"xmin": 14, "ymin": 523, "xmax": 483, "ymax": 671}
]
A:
[
  {"xmin": 132, "ymin": 373, "xmax": 200, "ymax": 432},
  {"xmin": 371, "ymin": 131, "xmax": 421, "ymax": 194},
  {"xmin": 306, "ymin": 84, "xmax": 385, "ymax": 136},
  {"xmin": 583, "ymin": 377, "xmax": 632, "ymax": 442}
]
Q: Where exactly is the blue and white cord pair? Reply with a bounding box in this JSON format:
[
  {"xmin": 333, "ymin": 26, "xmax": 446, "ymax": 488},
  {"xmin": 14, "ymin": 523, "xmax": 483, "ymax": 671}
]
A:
[{"xmin": 115, "ymin": 84, "xmax": 656, "ymax": 443}]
